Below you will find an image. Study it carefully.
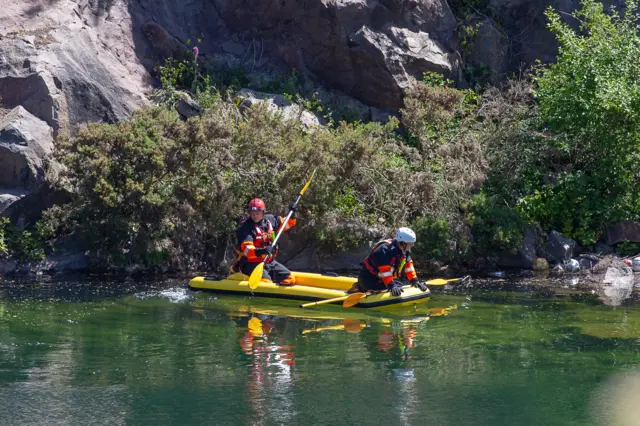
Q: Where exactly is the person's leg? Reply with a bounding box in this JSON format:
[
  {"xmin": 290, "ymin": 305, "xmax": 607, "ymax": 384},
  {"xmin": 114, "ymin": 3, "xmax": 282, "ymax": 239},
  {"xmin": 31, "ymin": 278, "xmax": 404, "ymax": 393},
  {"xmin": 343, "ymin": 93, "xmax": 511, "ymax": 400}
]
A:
[
  {"xmin": 267, "ymin": 261, "xmax": 296, "ymax": 285},
  {"xmin": 357, "ymin": 268, "xmax": 386, "ymax": 291},
  {"xmin": 239, "ymin": 262, "xmax": 270, "ymax": 280}
]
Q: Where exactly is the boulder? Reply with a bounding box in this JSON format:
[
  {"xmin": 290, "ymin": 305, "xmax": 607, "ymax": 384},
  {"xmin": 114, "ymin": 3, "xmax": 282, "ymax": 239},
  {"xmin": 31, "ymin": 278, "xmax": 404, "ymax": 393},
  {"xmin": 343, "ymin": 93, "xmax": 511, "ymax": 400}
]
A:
[
  {"xmin": 604, "ymin": 221, "xmax": 640, "ymax": 245},
  {"xmin": 497, "ymin": 227, "xmax": 538, "ymax": 269},
  {"xmin": 176, "ymin": 92, "xmax": 203, "ymax": 119},
  {"xmin": 594, "ymin": 240, "xmax": 614, "ymax": 255},
  {"xmin": 0, "ymin": 188, "xmax": 29, "ymax": 214},
  {"xmin": 43, "ymin": 252, "xmax": 89, "ymax": 273},
  {"xmin": 196, "ymin": 0, "xmax": 460, "ymax": 110},
  {"xmin": 586, "ymin": 257, "xmax": 634, "ymax": 306},
  {"xmin": 546, "ymin": 231, "xmax": 580, "ymax": 263},
  {"xmin": 237, "ymin": 88, "xmax": 323, "ymax": 130},
  {"xmin": 0, "ymin": 106, "xmax": 54, "ymax": 191},
  {"xmin": 578, "ymin": 253, "xmax": 600, "ymax": 271},
  {"xmin": 532, "ymin": 257, "xmax": 549, "ymax": 271},
  {"xmin": 2, "ymin": 181, "xmax": 71, "ymax": 229}
]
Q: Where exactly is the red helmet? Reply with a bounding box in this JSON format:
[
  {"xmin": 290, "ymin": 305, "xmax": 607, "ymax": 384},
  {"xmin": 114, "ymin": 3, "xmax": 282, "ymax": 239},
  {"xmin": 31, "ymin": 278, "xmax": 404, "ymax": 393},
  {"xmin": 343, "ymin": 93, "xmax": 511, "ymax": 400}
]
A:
[{"xmin": 248, "ymin": 198, "xmax": 266, "ymax": 211}]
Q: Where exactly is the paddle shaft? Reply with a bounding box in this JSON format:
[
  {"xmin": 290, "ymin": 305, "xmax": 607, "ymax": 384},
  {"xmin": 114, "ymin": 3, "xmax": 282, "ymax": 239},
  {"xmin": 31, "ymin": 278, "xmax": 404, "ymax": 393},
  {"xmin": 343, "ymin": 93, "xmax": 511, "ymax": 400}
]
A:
[
  {"xmin": 300, "ymin": 294, "xmax": 350, "ymax": 308},
  {"xmin": 264, "ymin": 169, "xmax": 315, "ymax": 262}
]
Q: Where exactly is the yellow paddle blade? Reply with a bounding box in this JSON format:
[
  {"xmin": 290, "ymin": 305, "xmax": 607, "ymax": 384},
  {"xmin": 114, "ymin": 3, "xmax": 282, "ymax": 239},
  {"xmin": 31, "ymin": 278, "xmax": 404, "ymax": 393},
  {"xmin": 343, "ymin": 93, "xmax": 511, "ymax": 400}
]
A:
[
  {"xmin": 248, "ymin": 262, "xmax": 265, "ymax": 290},
  {"xmin": 424, "ymin": 278, "xmax": 460, "ymax": 286},
  {"xmin": 299, "ymin": 168, "xmax": 317, "ymax": 196},
  {"xmin": 342, "ymin": 292, "xmax": 367, "ymax": 308}
]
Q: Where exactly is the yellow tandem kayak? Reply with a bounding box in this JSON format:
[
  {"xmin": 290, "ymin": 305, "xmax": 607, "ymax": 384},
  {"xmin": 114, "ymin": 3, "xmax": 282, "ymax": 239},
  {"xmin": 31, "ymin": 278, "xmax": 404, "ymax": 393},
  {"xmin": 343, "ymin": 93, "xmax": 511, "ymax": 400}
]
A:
[{"xmin": 188, "ymin": 271, "xmax": 431, "ymax": 310}]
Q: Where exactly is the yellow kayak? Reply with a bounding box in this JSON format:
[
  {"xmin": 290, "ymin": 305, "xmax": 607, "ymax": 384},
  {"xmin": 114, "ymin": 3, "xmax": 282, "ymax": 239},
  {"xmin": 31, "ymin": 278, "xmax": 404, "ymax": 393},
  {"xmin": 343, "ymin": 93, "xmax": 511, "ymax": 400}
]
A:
[{"xmin": 188, "ymin": 271, "xmax": 431, "ymax": 309}]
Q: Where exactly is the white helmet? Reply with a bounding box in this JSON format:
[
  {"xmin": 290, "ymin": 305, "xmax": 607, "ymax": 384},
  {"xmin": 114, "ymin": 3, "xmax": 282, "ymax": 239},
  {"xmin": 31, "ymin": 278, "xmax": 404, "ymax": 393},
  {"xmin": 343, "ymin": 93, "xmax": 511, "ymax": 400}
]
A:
[{"xmin": 395, "ymin": 227, "xmax": 416, "ymax": 243}]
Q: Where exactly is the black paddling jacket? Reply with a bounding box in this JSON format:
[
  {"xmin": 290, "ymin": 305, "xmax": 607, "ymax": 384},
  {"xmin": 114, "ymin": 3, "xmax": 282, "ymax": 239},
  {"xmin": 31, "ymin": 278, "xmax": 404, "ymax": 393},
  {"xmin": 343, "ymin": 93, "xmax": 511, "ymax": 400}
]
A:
[
  {"xmin": 363, "ymin": 239, "xmax": 418, "ymax": 286},
  {"xmin": 235, "ymin": 214, "xmax": 296, "ymax": 263}
]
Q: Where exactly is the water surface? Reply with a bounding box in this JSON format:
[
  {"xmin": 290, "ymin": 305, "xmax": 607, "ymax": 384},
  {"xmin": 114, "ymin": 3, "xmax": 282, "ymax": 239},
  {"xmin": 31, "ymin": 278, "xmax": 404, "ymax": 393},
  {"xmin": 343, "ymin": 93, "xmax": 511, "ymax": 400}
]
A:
[{"xmin": 0, "ymin": 276, "xmax": 639, "ymax": 425}]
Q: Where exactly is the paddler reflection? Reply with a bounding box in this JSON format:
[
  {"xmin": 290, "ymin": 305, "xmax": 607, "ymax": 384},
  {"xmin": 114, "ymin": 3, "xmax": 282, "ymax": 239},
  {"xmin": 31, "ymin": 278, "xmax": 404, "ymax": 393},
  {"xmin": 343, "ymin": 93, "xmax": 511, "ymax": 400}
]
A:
[
  {"xmin": 239, "ymin": 316, "xmax": 296, "ymax": 424},
  {"xmin": 359, "ymin": 306, "xmax": 457, "ymax": 422}
]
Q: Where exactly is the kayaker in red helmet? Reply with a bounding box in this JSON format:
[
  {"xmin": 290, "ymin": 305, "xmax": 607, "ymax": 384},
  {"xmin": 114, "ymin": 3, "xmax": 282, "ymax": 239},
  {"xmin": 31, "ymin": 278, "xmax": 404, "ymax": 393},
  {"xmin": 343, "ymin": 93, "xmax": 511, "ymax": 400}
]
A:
[
  {"xmin": 232, "ymin": 198, "xmax": 297, "ymax": 285},
  {"xmin": 351, "ymin": 227, "xmax": 428, "ymax": 296}
]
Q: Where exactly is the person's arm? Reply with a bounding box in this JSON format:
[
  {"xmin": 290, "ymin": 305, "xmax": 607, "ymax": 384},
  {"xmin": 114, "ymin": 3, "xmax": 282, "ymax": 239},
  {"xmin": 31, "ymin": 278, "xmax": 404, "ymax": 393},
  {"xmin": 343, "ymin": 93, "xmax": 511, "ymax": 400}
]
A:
[
  {"xmin": 404, "ymin": 254, "xmax": 418, "ymax": 282},
  {"xmin": 237, "ymin": 225, "xmax": 264, "ymax": 261}
]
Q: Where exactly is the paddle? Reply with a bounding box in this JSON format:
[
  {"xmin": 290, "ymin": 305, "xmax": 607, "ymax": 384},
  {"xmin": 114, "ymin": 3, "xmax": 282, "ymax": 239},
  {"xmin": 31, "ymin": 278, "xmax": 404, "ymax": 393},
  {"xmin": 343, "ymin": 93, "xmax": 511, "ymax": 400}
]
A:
[
  {"xmin": 299, "ymin": 293, "xmax": 366, "ymax": 308},
  {"xmin": 248, "ymin": 169, "xmax": 317, "ymax": 290}
]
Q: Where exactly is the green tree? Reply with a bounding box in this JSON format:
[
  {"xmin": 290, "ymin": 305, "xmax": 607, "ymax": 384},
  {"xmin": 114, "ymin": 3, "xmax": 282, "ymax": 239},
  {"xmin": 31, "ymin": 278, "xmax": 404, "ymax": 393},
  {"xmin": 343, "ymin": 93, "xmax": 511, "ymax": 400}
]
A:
[{"xmin": 520, "ymin": 0, "xmax": 640, "ymax": 244}]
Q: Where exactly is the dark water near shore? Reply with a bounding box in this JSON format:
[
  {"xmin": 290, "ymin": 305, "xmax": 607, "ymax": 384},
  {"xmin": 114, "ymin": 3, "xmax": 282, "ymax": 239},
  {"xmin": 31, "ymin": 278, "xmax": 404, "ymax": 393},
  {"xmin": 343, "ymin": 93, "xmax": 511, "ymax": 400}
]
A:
[{"xmin": 1, "ymin": 275, "xmax": 639, "ymax": 425}]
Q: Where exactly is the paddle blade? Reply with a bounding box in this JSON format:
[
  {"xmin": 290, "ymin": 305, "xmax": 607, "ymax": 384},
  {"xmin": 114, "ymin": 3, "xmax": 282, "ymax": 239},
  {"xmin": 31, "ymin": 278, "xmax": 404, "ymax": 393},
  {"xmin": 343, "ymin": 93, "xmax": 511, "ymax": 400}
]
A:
[
  {"xmin": 424, "ymin": 278, "xmax": 460, "ymax": 286},
  {"xmin": 299, "ymin": 168, "xmax": 317, "ymax": 196},
  {"xmin": 248, "ymin": 262, "xmax": 265, "ymax": 290},
  {"xmin": 342, "ymin": 293, "xmax": 367, "ymax": 308}
]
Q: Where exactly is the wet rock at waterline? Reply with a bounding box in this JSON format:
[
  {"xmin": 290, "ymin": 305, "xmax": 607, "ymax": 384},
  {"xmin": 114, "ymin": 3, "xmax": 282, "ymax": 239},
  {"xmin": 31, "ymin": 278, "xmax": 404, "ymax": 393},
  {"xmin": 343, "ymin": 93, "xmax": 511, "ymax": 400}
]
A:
[
  {"xmin": 585, "ymin": 258, "xmax": 634, "ymax": 306},
  {"xmin": 578, "ymin": 254, "xmax": 600, "ymax": 271},
  {"xmin": 532, "ymin": 258, "xmax": 549, "ymax": 271}
]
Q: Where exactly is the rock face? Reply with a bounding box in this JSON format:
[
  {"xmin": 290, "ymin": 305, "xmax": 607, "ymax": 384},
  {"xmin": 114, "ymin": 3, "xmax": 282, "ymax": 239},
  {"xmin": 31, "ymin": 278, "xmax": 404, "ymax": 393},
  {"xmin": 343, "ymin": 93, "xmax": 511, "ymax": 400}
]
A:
[
  {"xmin": 0, "ymin": 1, "xmax": 150, "ymax": 135},
  {"xmin": 126, "ymin": 0, "xmax": 461, "ymax": 111},
  {"xmin": 0, "ymin": 106, "xmax": 54, "ymax": 191}
]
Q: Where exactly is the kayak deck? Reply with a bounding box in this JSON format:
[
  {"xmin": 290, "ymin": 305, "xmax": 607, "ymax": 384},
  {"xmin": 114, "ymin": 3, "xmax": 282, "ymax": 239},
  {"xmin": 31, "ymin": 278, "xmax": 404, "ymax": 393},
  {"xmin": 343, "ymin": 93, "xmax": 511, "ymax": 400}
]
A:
[{"xmin": 188, "ymin": 272, "xmax": 431, "ymax": 310}]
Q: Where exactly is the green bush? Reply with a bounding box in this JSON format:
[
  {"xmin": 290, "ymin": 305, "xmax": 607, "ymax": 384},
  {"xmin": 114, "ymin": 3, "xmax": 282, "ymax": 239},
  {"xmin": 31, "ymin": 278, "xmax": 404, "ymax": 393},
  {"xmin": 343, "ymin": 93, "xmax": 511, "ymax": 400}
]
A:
[
  {"xmin": 465, "ymin": 192, "xmax": 528, "ymax": 255},
  {"xmin": 0, "ymin": 218, "xmax": 46, "ymax": 262},
  {"xmin": 410, "ymin": 216, "xmax": 455, "ymax": 261},
  {"xmin": 526, "ymin": 0, "xmax": 640, "ymax": 243},
  {"xmin": 0, "ymin": 218, "xmax": 7, "ymax": 256},
  {"xmin": 44, "ymin": 101, "xmax": 450, "ymax": 269}
]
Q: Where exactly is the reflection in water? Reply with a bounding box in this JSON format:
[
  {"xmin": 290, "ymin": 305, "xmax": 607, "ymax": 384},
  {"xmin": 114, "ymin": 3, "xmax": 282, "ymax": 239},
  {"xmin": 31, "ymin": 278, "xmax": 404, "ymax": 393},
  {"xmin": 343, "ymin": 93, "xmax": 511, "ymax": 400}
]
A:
[
  {"xmin": 3, "ymin": 280, "xmax": 640, "ymax": 425},
  {"xmin": 240, "ymin": 316, "xmax": 297, "ymax": 426}
]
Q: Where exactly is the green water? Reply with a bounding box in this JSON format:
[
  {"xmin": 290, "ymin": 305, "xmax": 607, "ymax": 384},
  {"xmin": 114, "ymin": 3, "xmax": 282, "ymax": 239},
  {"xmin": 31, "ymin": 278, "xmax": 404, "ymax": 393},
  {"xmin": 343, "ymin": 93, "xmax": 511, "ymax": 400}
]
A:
[{"xmin": 1, "ymin": 278, "xmax": 639, "ymax": 425}]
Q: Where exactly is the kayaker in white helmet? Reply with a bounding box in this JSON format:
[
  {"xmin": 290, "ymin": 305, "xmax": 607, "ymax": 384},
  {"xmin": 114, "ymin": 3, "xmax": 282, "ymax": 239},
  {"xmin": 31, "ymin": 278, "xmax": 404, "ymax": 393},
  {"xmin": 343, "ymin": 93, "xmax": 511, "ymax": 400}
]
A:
[{"xmin": 351, "ymin": 227, "xmax": 428, "ymax": 296}]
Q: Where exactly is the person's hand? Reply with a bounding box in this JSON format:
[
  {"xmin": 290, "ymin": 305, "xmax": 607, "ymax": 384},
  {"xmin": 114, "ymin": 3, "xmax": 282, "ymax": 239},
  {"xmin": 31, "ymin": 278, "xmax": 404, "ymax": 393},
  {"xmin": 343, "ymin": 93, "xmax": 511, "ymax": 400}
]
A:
[
  {"xmin": 389, "ymin": 280, "xmax": 404, "ymax": 297},
  {"xmin": 289, "ymin": 204, "xmax": 297, "ymax": 218},
  {"xmin": 411, "ymin": 279, "xmax": 428, "ymax": 292},
  {"xmin": 256, "ymin": 246, "xmax": 274, "ymax": 257}
]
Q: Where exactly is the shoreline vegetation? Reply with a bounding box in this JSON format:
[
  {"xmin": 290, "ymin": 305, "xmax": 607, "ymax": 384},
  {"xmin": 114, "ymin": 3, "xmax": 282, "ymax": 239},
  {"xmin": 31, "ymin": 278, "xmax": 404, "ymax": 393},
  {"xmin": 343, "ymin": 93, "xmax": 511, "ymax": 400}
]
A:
[{"xmin": 1, "ymin": 0, "xmax": 640, "ymax": 277}]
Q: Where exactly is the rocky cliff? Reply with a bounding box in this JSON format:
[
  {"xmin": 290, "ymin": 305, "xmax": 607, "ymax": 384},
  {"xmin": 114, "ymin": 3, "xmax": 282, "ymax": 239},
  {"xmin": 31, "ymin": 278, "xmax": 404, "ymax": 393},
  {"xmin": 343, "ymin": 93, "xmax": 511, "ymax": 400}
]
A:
[{"xmin": 0, "ymin": 0, "xmax": 615, "ymax": 273}]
